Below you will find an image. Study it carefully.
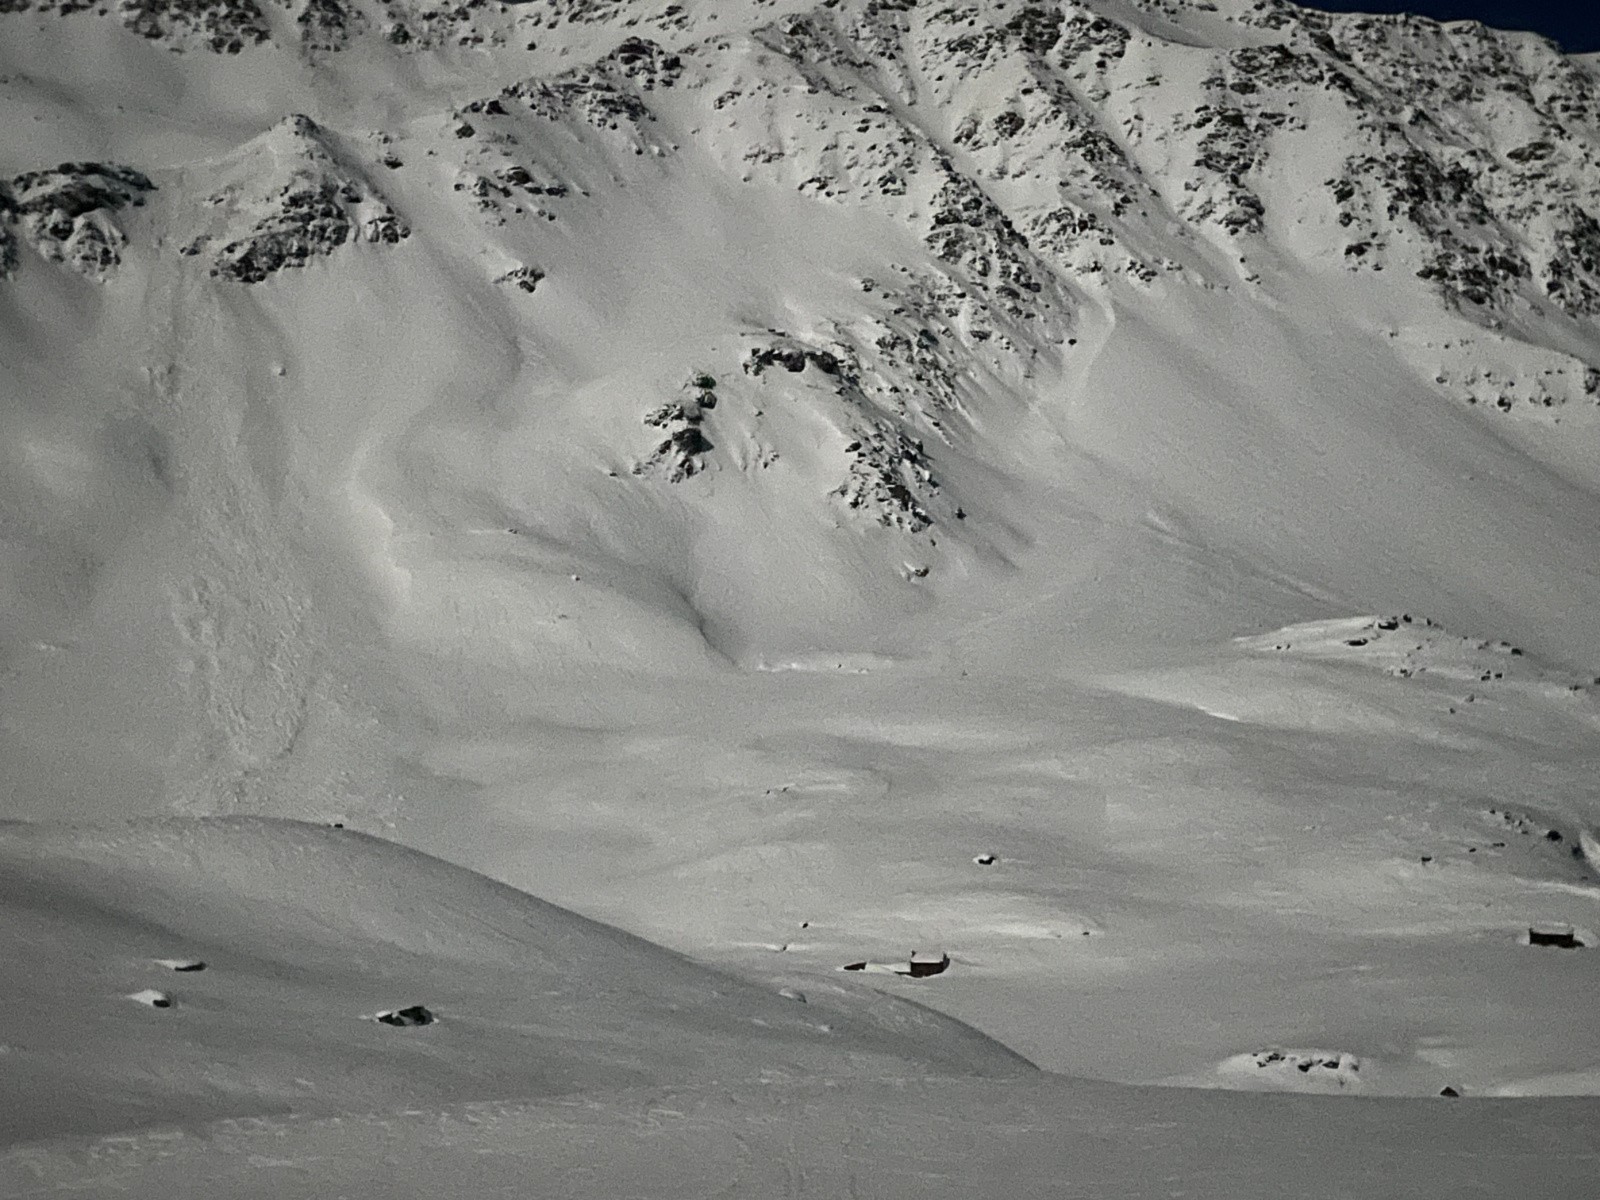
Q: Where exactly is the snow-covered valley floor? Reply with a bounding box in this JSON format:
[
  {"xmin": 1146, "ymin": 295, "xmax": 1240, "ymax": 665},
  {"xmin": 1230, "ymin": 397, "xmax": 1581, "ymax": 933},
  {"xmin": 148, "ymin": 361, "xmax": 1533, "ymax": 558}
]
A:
[{"xmin": 3, "ymin": 818, "xmax": 1597, "ymax": 1197}]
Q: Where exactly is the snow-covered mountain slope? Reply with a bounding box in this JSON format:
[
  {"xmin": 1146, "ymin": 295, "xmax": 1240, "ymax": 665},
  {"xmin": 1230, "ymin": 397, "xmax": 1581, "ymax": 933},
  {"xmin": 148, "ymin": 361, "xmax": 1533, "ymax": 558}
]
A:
[{"xmin": 2, "ymin": 0, "xmax": 1600, "ymax": 1160}]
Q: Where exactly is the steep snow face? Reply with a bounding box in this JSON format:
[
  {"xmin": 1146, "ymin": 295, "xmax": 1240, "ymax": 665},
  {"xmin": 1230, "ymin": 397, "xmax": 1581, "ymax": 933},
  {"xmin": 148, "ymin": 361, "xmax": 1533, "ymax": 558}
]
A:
[{"xmin": 3, "ymin": 0, "xmax": 1600, "ymax": 1109}]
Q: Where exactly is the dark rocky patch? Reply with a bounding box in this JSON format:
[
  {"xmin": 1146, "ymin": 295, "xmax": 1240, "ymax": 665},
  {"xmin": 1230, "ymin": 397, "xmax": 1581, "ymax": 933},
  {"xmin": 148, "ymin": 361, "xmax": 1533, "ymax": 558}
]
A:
[
  {"xmin": 496, "ymin": 265, "xmax": 545, "ymax": 293},
  {"xmin": 119, "ymin": 0, "xmax": 271, "ymax": 54},
  {"xmin": 209, "ymin": 119, "xmax": 408, "ymax": 284},
  {"xmin": 0, "ymin": 162, "xmax": 154, "ymax": 279},
  {"xmin": 212, "ymin": 179, "xmax": 357, "ymax": 283},
  {"xmin": 375, "ymin": 1004, "xmax": 436, "ymax": 1026},
  {"xmin": 297, "ymin": 0, "xmax": 362, "ymax": 51}
]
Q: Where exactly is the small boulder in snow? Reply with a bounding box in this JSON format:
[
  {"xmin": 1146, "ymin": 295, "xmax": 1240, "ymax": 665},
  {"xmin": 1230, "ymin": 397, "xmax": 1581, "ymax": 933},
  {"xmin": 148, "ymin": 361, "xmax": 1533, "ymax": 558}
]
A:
[
  {"xmin": 374, "ymin": 1004, "xmax": 436, "ymax": 1027},
  {"xmin": 156, "ymin": 958, "xmax": 206, "ymax": 972}
]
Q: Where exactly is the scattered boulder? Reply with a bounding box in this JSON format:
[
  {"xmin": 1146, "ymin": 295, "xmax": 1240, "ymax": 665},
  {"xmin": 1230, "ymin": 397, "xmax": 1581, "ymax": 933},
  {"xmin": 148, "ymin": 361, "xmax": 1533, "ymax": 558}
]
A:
[
  {"xmin": 496, "ymin": 264, "xmax": 545, "ymax": 293},
  {"xmin": 374, "ymin": 1004, "xmax": 436, "ymax": 1026},
  {"xmin": 128, "ymin": 988, "xmax": 173, "ymax": 1009}
]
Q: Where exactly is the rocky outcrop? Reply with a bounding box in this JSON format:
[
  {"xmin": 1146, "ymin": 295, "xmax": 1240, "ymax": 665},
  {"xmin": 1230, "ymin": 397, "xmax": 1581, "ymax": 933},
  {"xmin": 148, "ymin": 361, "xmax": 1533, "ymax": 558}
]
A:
[
  {"xmin": 743, "ymin": 334, "xmax": 947, "ymax": 532},
  {"xmin": 296, "ymin": 0, "xmax": 364, "ymax": 52},
  {"xmin": 190, "ymin": 116, "xmax": 409, "ymax": 284},
  {"xmin": 119, "ymin": 0, "xmax": 271, "ymax": 54},
  {"xmin": 0, "ymin": 162, "xmax": 155, "ymax": 279},
  {"xmin": 636, "ymin": 374, "xmax": 720, "ymax": 483}
]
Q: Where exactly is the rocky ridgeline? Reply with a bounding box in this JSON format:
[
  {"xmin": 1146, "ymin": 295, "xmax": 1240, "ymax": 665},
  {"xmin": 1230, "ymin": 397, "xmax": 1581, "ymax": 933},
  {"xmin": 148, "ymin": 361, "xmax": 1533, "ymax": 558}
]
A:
[
  {"xmin": 458, "ymin": 0, "xmax": 1600, "ymax": 429},
  {"xmin": 0, "ymin": 162, "xmax": 155, "ymax": 279},
  {"xmin": 6, "ymin": 0, "xmax": 1600, "ymax": 492},
  {"xmin": 726, "ymin": 9, "xmax": 1081, "ymax": 340},
  {"xmin": 120, "ymin": 0, "xmax": 270, "ymax": 52},
  {"xmin": 183, "ymin": 116, "xmax": 408, "ymax": 284},
  {"xmin": 7, "ymin": 0, "xmax": 1598, "ymax": 328},
  {"xmin": 1234, "ymin": 0, "xmax": 1600, "ymax": 322},
  {"xmin": 0, "ymin": 0, "xmax": 273, "ymax": 54}
]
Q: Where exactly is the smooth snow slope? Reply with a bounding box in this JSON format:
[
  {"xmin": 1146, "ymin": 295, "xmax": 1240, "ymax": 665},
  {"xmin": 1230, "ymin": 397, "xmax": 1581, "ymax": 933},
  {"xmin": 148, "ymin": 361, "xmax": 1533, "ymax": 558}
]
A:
[
  {"xmin": 8, "ymin": 1078, "xmax": 1600, "ymax": 1198},
  {"xmin": 2, "ymin": 0, "xmax": 1600, "ymax": 1178},
  {"xmin": 2, "ymin": 820, "xmax": 1597, "ymax": 1199},
  {"xmin": 0, "ymin": 818, "xmax": 1029, "ymax": 1144}
]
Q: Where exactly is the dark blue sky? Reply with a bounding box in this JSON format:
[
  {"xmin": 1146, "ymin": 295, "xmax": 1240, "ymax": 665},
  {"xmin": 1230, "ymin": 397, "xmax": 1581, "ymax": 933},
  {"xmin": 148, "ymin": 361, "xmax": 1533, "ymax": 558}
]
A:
[{"xmin": 1305, "ymin": 2, "xmax": 1599, "ymax": 52}]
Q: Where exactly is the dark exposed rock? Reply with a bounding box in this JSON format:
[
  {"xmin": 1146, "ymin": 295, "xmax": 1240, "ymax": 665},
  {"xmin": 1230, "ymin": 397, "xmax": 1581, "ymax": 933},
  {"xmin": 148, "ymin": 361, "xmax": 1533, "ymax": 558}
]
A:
[
  {"xmin": 0, "ymin": 161, "xmax": 155, "ymax": 279},
  {"xmin": 208, "ymin": 118, "xmax": 408, "ymax": 284},
  {"xmin": 118, "ymin": 0, "xmax": 270, "ymax": 54},
  {"xmin": 375, "ymin": 1004, "xmax": 436, "ymax": 1026},
  {"xmin": 834, "ymin": 429, "xmax": 934, "ymax": 533},
  {"xmin": 607, "ymin": 36, "xmax": 682, "ymax": 88},
  {"xmin": 212, "ymin": 179, "xmax": 356, "ymax": 283},
  {"xmin": 297, "ymin": 0, "xmax": 362, "ymax": 52},
  {"xmin": 635, "ymin": 372, "xmax": 722, "ymax": 482},
  {"xmin": 745, "ymin": 342, "xmax": 841, "ymax": 377},
  {"xmin": 496, "ymin": 265, "xmax": 545, "ymax": 293}
]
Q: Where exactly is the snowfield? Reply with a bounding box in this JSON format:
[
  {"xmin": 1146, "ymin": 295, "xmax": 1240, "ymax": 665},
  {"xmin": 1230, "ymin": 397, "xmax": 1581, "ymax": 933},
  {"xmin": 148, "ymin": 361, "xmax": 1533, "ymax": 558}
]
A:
[
  {"xmin": 2, "ymin": 0, "xmax": 1600, "ymax": 1193},
  {"xmin": 2, "ymin": 818, "xmax": 1596, "ymax": 1197}
]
